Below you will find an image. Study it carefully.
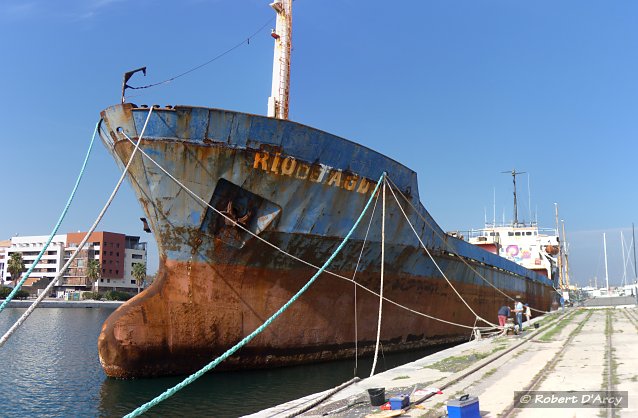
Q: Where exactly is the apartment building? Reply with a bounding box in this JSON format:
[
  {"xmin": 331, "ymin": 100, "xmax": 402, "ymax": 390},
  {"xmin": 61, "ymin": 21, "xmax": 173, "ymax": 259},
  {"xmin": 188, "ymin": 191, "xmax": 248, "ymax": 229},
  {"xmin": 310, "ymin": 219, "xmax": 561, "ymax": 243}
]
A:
[
  {"xmin": 3, "ymin": 235, "xmax": 66, "ymax": 289},
  {"xmin": 1, "ymin": 231, "xmax": 147, "ymax": 294},
  {"xmin": 0, "ymin": 239, "xmax": 12, "ymax": 283}
]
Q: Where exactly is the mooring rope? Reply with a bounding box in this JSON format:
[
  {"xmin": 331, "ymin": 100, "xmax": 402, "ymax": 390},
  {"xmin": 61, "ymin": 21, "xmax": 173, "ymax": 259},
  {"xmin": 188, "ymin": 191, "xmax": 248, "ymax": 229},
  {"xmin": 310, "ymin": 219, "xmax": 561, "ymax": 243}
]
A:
[
  {"xmin": 0, "ymin": 108, "xmax": 154, "ymax": 349},
  {"xmin": 123, "ymin": 173, "xmax": 385, "ymax": 418},
  {"xmin": 117, "ymin": 131, "xmax": 493, "ymax": 330},
  {"xmin": 0, "ymin": 123, "xmax": 98, "ymax": 314},
  {"xmin": 385, "ymin": 180, "xmax": 496, "ymax": 328},
  {"xmin": 351, "ymin": 190, "xmax": 380, "ymax": 376},
  {"xmin": 281, "ymin": 377, "xmax": 361, "ymax": 418},
  {"xmin": 386, "ymin": 176, "xmax": 551, "ymax": 315},
  {"xmin": 369, "ymin": 180, "xmax": 386, "ymax": 377}
]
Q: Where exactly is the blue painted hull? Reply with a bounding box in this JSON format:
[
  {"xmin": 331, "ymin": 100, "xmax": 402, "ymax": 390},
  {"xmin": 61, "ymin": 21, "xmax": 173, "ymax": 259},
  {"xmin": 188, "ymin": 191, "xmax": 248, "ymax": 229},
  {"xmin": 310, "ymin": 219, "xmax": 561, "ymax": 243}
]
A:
[{"xmin": 97, "ymin": 104, "xmax": 555, "ymax": 378}]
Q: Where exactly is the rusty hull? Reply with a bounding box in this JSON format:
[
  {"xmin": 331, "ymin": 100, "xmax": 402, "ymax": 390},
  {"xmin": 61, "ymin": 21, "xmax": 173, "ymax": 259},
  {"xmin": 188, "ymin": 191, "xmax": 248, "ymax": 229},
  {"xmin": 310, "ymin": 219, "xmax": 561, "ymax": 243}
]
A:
[
  {"xmin": 98, "ymin": 253, "xmax": 546, "ymax": 378},
  {"xmin": 97, "ymin": 104, "xmax": 556, "ymax": 378}
]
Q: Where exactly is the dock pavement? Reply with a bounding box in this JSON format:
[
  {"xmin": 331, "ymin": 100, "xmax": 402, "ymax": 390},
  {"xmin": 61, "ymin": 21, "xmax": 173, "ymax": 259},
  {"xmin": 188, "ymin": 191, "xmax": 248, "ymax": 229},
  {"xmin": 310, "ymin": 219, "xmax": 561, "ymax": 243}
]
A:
[{"xmin": 247, "ymin": 304, "xmax": 638, "ymax": 418}]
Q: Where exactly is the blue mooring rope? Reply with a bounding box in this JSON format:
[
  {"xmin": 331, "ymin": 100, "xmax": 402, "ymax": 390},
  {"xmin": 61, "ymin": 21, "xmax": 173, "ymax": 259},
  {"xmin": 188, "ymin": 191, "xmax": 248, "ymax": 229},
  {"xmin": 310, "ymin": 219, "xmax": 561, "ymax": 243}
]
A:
[
  {"xmin": 0, "ymin": 122, "xmax": 98, "ymax": 314},
  {"xmin": 124, "ymin": 172, "xmax": 386, "ymax": 418}
]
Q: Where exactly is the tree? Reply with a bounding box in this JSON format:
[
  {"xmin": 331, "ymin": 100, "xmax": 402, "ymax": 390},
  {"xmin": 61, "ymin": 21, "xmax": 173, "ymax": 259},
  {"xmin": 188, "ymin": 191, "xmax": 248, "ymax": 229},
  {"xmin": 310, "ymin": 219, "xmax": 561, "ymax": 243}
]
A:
[
  {"xmin": 7, "ymin": 252, "xmax": 25, "ymax": 288},
  {"xmin": 86, "ymin": 259, "xmax": 101, "ymax": 290},
  {"xmin": 132, "ymin": 263, "xmax": 146, "ymax": 294}
]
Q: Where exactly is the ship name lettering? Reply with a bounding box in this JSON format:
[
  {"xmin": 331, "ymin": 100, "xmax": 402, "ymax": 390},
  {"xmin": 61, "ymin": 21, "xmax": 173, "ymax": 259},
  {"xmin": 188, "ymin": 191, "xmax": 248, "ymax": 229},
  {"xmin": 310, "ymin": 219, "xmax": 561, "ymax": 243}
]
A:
[
  {"xmin": 343, "ymin": 174, "xmax": 358, "ymax": 191},
  {"xmin": 253, "ymin": 151, "xmax": 269, "ymax": 170},
  {"xmin": 309, "ymin": 164, "xmax": 329, "ymax": 183},
  {"xmin": 327, "ymin": 170, "xmax": 342, "ymax": 187},
  {"xmin": 295, "ymin": 163, "xmax": 310, "ymax": 179},
  {"xmin": 357, "ymin": 178, "xmax": 371, "ymax": 194},
  {"xmin": 270, "ymin": 153, "xmax": 282, "ymax": 174},
  {"xmin": 251, "ymin": 151, "xmax": 374, "ymax": 194},
  {"xmin": 280, "ymin": 157, "xmax": 297, "ymax": 176}
]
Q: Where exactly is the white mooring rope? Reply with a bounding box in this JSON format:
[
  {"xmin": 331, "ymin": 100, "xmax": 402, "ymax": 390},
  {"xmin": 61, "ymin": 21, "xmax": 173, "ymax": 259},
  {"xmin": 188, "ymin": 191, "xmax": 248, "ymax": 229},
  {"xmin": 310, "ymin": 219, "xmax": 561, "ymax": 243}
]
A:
[
  {"xmin": 369, "ymin": 179, "xmax": 387, "ymax": 376},
  {"xmin": 351, "ymin": 190, "xmax": 381, "ymax": 375},
  {"xmin": 386, "ymin": 176, "xmax": 552, "ymax": 315},
  {"xmin": 385, "ymin": 179, "xmax": 497, "ymax": 328},
  {"xmin": 0, "ymin": 107, "xmax": 155, "ymax": 349},
  {"xmin": 117, "ymin": 131, "xmax": 496, "ymax": 330}
]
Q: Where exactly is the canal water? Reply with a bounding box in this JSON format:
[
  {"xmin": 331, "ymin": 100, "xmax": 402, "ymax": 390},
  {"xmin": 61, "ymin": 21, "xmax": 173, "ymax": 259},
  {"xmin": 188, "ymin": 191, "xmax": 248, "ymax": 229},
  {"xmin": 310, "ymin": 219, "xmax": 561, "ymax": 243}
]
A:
[{"xmin": 0, "ymin": 307, "xmax": 453, "ymax": 417}]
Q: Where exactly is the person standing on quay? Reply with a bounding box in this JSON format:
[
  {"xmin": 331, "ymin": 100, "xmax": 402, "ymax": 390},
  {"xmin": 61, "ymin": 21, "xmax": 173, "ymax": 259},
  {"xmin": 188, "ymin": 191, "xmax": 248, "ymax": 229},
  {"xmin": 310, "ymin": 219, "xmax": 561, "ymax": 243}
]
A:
[
  {"xmin": 524, "ymin": 303, "xmax": 531, "ymax": 324},
  {"xmin": 514, "ymin": 298, "xmax": 524, "ymax": 332},
  {"xmin": 497, "ymin": 303, "xmax": 511, "ymax": 328}
]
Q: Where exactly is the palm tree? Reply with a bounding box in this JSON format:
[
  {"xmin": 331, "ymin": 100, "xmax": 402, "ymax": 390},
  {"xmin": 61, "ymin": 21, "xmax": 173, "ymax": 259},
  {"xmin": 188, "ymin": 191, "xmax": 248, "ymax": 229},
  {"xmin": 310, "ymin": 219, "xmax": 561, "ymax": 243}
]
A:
[
  {"xmin": 86, "ymin": 259, "xmax": 101, "ymax": 290},
  {"xmin": 132, "ymin": 263, "xmax": 146, "ymax": 294},
  {"xmin": 7, "ymin": 252, "xmax": 25, "ymax": 288}
]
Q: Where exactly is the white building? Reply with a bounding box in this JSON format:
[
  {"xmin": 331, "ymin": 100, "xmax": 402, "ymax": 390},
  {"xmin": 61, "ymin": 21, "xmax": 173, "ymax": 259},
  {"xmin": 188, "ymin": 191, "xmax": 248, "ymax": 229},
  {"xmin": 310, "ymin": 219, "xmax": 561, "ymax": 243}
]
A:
[
  {"xmin": 3, "ymin": 235, "xmax": 66, "ymax": 289},
  {"xmin": 0, "ymin": 239, "xmax": 11, "ymax": 283},
  {"xmin": 1, "ymin": 231, "xmax": 147, "ymax": 294}
]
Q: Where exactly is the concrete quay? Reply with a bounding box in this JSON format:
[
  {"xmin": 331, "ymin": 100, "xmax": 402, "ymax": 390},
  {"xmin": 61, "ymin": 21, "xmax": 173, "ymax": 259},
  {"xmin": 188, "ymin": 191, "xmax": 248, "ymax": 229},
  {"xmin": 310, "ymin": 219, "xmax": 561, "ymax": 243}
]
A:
[
  {"xmin": 247, "ymin": 306, "xmax": 638, "ymax": 418},
  {"xmin": 3, "ymin": 299, "xmax": 123, "ymax": 309}
]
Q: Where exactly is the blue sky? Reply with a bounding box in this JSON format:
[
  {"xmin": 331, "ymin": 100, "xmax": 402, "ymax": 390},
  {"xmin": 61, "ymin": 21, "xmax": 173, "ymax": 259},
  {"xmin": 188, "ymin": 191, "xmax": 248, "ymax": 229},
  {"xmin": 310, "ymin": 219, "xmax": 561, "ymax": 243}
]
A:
[{"xmin": 1, "ymin": 0, "xmax": 637, "ymax": 287}]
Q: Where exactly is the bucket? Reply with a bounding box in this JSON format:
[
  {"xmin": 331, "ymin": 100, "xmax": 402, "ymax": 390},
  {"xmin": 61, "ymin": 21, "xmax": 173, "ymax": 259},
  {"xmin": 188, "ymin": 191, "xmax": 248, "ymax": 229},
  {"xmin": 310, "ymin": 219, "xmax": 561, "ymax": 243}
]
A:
[
  {"xmin": 367, "ymin": 388, "xmax": 386, "ymax": 406},
  {"xmin": 534, "ymin": 323, "xmax": 540, "ymax": 329}
]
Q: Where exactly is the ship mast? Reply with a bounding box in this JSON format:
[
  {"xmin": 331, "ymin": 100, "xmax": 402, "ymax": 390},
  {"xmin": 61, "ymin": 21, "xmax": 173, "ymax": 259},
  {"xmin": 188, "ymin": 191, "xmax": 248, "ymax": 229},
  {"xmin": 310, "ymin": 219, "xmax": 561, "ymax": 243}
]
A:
[
  {"xmin": 561, "ymin": 220, "xmax": 570, "ymax": 288},
  {"xmin": 604, "ymin": 232, "xmax": 610, "ymax": 292},
  {"xmin": 633, "ymin": 223, "xmax": 637, "ymax": 284},
  {"xmin": 554, "ymin": 202, "xmax": 564, "ymax": 288},
  {"xmin": 268, "ymin": 0, "xmax": 292, "ymax": 120},
  {"xmin": 502, "ymin": 169, "xmax": 526, "ymax": 227}
]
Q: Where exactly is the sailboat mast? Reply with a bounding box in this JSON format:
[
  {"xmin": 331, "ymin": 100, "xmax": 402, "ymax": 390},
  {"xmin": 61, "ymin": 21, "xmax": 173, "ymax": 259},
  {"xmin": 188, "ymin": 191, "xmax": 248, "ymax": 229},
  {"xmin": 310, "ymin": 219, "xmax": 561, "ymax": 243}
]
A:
[
  {"xmin": 621, "ymin": 231, "xmax": 627, "ymax": 287},
  {"xmin": 268, "ymin": 0, "xmax": 292, "ymax": 120},
  {"xmin": 554, "ymin": 203, "xmax": 564, "ymax": 288},
  {"xmin": 603, "ymin": 232, "xmax": 609, "ymax": 292},
  {"xmin": 562, "ymin": 220, "xmax": 570, "ymax": 288},
  {"xmin": 513, "ymin": 172, "xmax": 518, "ymax": 226},
  {"xmin": 492, "ymin": 187, "xmax": 500, "ymax": 227},
  {"xmin": 633, "ymin": 223, "xmax": 637, "ymax": 282}
]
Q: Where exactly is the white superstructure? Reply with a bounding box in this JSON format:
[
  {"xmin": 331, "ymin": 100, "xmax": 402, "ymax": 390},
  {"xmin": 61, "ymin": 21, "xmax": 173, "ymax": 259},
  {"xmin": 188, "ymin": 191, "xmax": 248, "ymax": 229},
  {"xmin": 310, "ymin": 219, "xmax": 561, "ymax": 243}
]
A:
[
  {"xmin": 464, "ymin": 170, "xmax": 563, "ymax": 286},
  {"xmin": 467, "ymin": 224, "xmax": 560, "ymax": 280}
]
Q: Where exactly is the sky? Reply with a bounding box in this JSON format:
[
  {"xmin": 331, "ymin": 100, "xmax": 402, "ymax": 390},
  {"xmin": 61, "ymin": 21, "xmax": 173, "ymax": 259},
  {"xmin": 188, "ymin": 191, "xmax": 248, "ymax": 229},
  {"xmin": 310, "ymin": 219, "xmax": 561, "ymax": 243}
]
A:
[{"xmin": 1, "ymin": 0, "xmax": 637, "ymax": 287}]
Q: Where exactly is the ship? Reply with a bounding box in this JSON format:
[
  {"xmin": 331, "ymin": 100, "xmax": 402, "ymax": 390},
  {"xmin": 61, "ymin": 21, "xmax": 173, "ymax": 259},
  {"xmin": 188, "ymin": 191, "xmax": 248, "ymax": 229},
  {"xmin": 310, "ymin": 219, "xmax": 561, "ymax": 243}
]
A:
[
  {"xmin": 465, "ymin": 170, "xmax": 563, "ymax": 284},
  {"xmin": 97, "ymin": 1, "xmax": 557, "ymax": 378}
]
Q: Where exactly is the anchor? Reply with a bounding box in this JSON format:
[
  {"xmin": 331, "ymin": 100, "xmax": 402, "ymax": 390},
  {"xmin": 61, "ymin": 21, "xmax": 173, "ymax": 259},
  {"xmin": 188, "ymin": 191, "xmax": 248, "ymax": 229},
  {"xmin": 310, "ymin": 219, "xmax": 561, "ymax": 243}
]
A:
[{"xmin": 221, "ymin": 200, "xmax": 252, "ymax": 227}]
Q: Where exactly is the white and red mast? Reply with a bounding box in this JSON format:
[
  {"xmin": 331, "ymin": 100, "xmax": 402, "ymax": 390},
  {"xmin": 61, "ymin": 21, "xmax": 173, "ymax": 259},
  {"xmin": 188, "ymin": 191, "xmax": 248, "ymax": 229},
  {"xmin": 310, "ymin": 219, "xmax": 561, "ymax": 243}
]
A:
[{"xmin": 267, "ymin": 0, "xmax": 292, "ymax": 120}]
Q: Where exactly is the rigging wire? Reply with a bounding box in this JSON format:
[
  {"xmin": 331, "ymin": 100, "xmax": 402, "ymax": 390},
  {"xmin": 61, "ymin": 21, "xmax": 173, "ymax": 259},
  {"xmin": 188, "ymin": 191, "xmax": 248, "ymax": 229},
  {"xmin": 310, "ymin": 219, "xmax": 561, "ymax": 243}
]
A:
[
  {"xmin": 125, "ymin": 17, "xmax": 274, "ymax": 91},
  {"xmin": 117, "ymin": 130, "xmax": 494, "ymax": 330},
  {"xmin": 385, "ymin": 180, "xmax": 495, "ymax": 328},
  {"xmin": 386, "ymin": 176, "xmax": 552, "ymax": 315},
  {"xmin": 123, "ymin": 174, "xmax": 386, "ymax": 418}
]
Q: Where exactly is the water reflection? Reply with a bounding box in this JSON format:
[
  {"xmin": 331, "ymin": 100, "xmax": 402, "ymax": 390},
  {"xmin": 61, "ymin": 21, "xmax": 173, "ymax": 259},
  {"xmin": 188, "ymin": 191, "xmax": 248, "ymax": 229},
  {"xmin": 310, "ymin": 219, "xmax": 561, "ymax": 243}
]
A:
[
  {"xmin": 0, "ymin": 307, "xmax": 115, "ymax": 418},
  {"xmin": 1, "ymin": 308, "xmax": 456, "ymax": 418},
  {"xmin": 99, "ymin": 344, "xmax": 456, "ymax": 417}
]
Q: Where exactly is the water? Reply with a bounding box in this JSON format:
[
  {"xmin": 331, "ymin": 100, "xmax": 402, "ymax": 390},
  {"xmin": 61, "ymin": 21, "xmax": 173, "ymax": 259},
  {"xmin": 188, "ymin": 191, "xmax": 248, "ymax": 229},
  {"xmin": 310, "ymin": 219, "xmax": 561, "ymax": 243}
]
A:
[{"xmin": 0, "ymin": 308, "xmax": 453, "ymax": 417}]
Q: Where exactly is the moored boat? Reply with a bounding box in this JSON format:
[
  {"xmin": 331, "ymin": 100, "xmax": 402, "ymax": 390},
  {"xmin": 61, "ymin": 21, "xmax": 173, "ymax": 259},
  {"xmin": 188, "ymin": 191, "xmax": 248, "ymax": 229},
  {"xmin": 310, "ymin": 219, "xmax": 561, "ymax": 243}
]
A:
[
  {"xmin": 465, "ymin": 171, "xmax": 562, "ymax": 282},
  {"xmin": 97, "ymin": 1, "xmax": 556, "ymax": 378}
]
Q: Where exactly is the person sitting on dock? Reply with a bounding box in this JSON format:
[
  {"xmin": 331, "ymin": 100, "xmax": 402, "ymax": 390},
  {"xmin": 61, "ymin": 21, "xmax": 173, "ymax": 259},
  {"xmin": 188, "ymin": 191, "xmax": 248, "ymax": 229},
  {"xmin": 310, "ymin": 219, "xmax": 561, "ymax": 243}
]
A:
[
  {"xmin": 513, "ymin": 299, "xmax": 524, "ymax": 332},
  {"xmin": 497, "ymin": 304, "xmax": 511, "ymax": 328}
]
